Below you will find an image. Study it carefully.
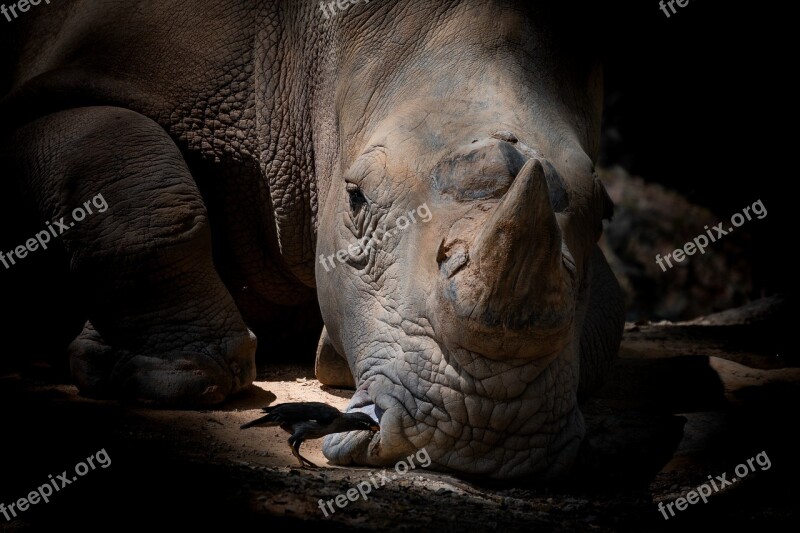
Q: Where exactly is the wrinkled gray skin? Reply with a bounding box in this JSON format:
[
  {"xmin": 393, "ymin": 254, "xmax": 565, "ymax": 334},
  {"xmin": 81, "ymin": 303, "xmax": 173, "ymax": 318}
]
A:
[{"xmin": 2, "ymin": 0, "xmax": 623, "ymax": 478}]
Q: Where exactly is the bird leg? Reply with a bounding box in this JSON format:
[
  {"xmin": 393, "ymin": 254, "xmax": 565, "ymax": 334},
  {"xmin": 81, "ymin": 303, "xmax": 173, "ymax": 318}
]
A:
[{"xmin": 289, "ymin": 438, "xmax": 318, "ymax": 468}]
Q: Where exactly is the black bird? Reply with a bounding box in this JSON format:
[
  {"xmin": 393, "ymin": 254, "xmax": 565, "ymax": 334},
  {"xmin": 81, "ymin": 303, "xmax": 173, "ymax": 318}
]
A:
[{"xmin": 240, "ymin": 402, "xmax": 380, "ymax": 467}]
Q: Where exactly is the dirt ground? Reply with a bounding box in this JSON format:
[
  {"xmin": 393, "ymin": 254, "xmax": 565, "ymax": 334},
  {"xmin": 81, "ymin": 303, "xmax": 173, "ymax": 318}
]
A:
[{"xmin": 0, "ymin": 299, "xmax": 797, "ymax": 532}]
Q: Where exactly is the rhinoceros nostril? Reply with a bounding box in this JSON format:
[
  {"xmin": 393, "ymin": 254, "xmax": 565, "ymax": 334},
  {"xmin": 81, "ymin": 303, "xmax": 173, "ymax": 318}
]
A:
[
  {"xmin": 437, "ymin": 238, "xmax": 469, "ymax": 278},
  {"xmin": 436, "ymin": 238, "xmax": 447, "ymax": 264}
]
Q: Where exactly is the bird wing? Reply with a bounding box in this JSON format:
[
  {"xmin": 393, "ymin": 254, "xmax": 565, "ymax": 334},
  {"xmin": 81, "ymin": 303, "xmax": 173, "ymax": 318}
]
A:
[{"xmin": 263, "ymin": 402, "xmax": 342, "ymax": 425}]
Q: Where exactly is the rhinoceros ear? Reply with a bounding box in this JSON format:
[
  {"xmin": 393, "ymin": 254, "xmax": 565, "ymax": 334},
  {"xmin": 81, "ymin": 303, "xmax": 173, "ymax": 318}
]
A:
[
  {"xmin": 578, "ymin": 245, "xmax": 625, "ymax": 400},
  {"xmin": 594, "ymin": 174, "xmax": 615, "ymax": 222}
]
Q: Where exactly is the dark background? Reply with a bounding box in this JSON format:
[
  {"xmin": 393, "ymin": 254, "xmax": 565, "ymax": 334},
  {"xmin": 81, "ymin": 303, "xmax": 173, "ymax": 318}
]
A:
[{"xmin": 599, "ymin": 1, "xmax": 790, "ymax": 300}]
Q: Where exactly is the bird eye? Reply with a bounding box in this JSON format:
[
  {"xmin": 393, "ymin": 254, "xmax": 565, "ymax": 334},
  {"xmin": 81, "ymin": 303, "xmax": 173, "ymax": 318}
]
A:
[{"xmin": 346, "ymin": 182, "xmax": 368, "ymax": 212}]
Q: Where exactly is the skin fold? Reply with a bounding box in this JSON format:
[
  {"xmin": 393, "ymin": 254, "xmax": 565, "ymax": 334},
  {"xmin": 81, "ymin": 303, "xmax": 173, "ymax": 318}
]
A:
[{"xmin": 1, "ymin": 0, "xmax": 623, "ymax": 478}]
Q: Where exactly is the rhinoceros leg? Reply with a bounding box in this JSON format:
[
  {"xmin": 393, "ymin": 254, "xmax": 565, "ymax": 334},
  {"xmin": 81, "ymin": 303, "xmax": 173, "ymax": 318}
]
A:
[
  {"xmin": 578, "ymin": 245, "xmax": 626, "ymax": 399},
  {"xmin": 314, "ymin": 326, "xmax": 355, "ymax": 388},
  {"xmin": 9, "ymin": 106, "xmax": 256, "ymax": 406}
]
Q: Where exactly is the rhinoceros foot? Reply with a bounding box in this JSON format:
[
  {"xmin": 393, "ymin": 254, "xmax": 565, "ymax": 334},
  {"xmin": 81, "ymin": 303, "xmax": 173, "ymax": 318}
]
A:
[{"xmin": 68, "ymin": 320, "xmax": 256, "ymax": 407}]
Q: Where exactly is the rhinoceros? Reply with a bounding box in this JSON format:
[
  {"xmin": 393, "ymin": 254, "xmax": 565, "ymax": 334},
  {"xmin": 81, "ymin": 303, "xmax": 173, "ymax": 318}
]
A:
[{"xmin": 1, "ymin": 0, "xmax": 624, "ymax": 478}]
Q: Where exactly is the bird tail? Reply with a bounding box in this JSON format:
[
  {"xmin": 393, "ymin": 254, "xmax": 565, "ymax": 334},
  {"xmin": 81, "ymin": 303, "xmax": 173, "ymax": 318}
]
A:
[{"xmin": 240, "ymin": 412, "xmax": 279, "ymax": 429}]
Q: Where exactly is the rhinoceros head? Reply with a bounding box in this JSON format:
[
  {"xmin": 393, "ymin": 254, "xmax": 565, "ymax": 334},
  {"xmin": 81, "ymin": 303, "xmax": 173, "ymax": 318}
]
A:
[{"xmin": 313, "ymin": 1, "xmax": 620, "ymax": 478}]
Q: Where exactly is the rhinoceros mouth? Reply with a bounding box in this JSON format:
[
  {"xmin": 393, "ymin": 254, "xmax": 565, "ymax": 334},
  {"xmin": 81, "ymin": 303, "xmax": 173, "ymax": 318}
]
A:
[
  {"xmin": 349, "ymin": 386, "xmax": 385, "ymax": 421},
  {"xmin": 323, "ymin": 375, "xmax": 416, "ymax": 467}
]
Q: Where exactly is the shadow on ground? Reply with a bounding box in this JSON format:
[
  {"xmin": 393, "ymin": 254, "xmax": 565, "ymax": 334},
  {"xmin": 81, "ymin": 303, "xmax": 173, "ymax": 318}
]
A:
[{"xmin": 0, "ymin": 298, "xmax": 796, "ymax": 531}]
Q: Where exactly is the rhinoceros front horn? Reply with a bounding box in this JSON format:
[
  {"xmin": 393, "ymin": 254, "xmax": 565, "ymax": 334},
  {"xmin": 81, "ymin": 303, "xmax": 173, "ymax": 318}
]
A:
[{"xmin": 432, "ymin": 159, "xmax": 575, "ymax": 360}]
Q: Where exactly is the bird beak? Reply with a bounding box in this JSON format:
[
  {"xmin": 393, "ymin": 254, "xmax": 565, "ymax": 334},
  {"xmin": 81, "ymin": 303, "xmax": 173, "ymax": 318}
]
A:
[{"xmin": 369, "ymin": 424, "xmax": 380, "ymax": 432}]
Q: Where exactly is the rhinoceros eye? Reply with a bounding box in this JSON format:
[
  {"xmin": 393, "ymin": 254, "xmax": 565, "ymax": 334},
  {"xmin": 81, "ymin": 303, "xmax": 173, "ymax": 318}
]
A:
[{"xmin": 346, "ymin": 182, "xmax": 368, "ymax": 212}]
